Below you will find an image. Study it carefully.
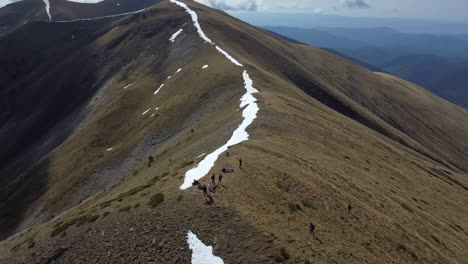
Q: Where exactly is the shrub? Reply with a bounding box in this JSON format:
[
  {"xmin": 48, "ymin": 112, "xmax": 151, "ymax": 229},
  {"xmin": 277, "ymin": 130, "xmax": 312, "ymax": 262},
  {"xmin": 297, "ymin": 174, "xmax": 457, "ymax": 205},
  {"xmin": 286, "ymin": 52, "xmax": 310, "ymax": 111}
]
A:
[
  {"xmin": 27, "ymin": 241, "xmax": 35, "ymax": 249},
  {"xmin": 103, "ymin": 212, "xmax": 110, "ymax": 217},
  {"xmin": 51, "ymin": 215, "xmax": 87, "ymax": 237},
  {"xmin": 301, "ymin": 199, "xmax": 317, "ymax": 210},
  {"xmin": 148, "ymin": 193, "xmax": 165, "ymax": 208},
  {"xmin": 276, "ymin": 181, "xmax": 290, "ymax": 192},
  {"xmin": 288, "ymin": 203, "xmax": 302, "ymax": 213},
  {"xmin": 87, "ymin": 215, "xmax": 99, "ymax": 223}
]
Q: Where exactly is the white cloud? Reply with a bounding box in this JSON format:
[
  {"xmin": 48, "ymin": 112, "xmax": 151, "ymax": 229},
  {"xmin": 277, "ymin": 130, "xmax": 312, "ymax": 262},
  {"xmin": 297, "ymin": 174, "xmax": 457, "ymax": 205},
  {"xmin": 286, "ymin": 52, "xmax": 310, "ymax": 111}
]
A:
[
  {"xmin": 195, "ymin": 0, "xmax": 259, "ymax": 11},
  {"xmin": 340, "ymin": 0, "xmax": 370, "ymax": 9}
]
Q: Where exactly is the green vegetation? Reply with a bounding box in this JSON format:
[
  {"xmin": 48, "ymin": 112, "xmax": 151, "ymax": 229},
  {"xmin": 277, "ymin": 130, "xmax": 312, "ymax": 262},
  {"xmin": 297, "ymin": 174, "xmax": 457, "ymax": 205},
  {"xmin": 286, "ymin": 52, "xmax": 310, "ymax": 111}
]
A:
[
  {"xmin": 148, "ymin": 193, "xmax": 165, "ymax": 208},
  {"xmin": 28, "ymin": 240, "xmax": 36, "ymax": 248},
  {"xmin": 50, "ymin": 214, "xmax": 99, "ymax": 237},
  {"xmin": 276, "ymin": 181, "xmax": 290, "ymax": 192},
  {"xmin": 288, "ymin": 203, "xmax": 303, "ymax": 213},
  {"xmin": 99, "ymin": 184, "xmax": 152, "ymax": 208},
  {"xmin": 301, "ymin": 199, "xmax": 317, "ymax": 210}
]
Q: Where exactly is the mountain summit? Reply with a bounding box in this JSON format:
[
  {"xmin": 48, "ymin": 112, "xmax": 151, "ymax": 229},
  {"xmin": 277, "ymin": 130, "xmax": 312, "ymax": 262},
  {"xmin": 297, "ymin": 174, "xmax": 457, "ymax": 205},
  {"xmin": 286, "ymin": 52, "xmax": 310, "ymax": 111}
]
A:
[{"xmin": 0, "ymin": 1, "xmax": 467, "ymax": 263}]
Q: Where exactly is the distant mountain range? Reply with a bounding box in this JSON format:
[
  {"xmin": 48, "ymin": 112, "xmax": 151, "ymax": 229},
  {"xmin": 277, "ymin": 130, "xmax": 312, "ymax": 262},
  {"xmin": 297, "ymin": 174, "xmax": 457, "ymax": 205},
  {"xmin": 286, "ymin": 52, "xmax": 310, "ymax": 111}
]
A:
[{"xmin": 265, "ymin": 26, "xmax": 468, "ymax": 108}]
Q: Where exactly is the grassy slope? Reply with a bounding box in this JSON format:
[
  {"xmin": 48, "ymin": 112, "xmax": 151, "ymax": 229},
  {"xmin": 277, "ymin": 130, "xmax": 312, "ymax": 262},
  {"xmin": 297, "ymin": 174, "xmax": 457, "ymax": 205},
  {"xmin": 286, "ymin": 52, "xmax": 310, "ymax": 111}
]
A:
[{"xmin": 0, "ymin": 1, "xmax": 467, "ymax": 263}]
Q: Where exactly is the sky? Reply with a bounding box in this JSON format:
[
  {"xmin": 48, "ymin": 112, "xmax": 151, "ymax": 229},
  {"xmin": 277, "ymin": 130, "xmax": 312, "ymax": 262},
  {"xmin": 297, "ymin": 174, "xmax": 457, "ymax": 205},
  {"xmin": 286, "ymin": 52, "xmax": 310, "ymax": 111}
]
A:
[{"xmin": 195, "ymin": 0, "xmax": 468, "ymax": 22}]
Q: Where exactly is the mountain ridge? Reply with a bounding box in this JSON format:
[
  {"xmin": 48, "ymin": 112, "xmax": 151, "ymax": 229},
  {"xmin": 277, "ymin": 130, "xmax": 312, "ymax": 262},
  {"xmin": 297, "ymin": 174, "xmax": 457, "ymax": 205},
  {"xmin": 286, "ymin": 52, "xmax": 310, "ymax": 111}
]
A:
[{"xmin": 0, "ymin": 1, "xmax": 467, "ymax": 263}]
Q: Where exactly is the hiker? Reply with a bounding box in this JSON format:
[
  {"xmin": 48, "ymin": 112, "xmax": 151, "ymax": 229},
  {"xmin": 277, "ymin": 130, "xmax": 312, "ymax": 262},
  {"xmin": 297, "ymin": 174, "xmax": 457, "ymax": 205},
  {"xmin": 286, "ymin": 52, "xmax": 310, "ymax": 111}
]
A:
[
  {"xmin": 208, "ymin": 182, "xmax": 217, "ymax": 193},
  {"xmin": 198, "ymin": 183, "xmax": 208, "ymax": 198},
  {"xmin": 309, "ymin": 223, "xmax": 316, "ymax": 236},
  {"xmin": 218, "ymin": 174, "xmax": 223, "ymax": 186},
  {"xmin": 211, "ymin": 174, "xmax": 216, "ymax": 185},
  {"xmin": 239, "ymin": 157, "xmax": 243, "ymax": 169}
]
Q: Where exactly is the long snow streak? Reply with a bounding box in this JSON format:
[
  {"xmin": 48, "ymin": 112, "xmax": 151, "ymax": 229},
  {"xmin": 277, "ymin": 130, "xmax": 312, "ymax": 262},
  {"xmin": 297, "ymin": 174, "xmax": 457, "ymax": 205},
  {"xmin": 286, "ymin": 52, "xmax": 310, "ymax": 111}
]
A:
[
  {"xmin": 180, "ymin": 71, "xmax": 258, "ymax": 189},
  {"xmin": 43, "ymin": 0, "xmax": 51, "ymax": 21},
  {"xmin": 169, "ymin": 0, "xmax": 213, "ymax": 44},
  {"xmin": 154, "ymin": 84, "xmax": 165, "ymax": 95},
  {"xmin": 187, "ymin": 231, "xmax": 224, "ymax": 264},
  {"xmin": 170, "ymin": 0, "xmax": 259, "ymax": 190},
  {"xmin": 215, "ymin": 46, "xmax": 243, "ymax": 67}
]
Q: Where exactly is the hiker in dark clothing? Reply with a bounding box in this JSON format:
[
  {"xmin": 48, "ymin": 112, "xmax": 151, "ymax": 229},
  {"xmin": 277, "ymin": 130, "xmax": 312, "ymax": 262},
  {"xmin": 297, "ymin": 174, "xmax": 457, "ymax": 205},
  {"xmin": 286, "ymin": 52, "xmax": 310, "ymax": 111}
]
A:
[
  {"xmin": 208, "ymin": 183, "xmax": 216, "ymax": 193},
  {"xmin": 309, "ymin": 223, "xmax": 316, "ymax": 236},
  {"xmin": 211, "ymin": 174, "xmax": 216, "ymax": 185},
  {"xmin": 239, "ymin": 157, "xmax": 243, "ymax": 169},
  {"xmin": 198, "ymin": 183, "xmax": 208, "ymax": 198},
  {"xmin": 218, "ymin": 174, "xmax": 223, "ymax": 186}
]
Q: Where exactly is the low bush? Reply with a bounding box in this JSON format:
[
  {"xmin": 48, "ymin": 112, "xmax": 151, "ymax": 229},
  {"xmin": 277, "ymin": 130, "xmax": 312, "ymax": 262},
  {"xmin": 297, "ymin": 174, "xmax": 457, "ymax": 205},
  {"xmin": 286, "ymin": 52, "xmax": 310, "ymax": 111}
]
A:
[{"xmin": 148, "ymin": 193, "xmax": 165, "ymax": 208}]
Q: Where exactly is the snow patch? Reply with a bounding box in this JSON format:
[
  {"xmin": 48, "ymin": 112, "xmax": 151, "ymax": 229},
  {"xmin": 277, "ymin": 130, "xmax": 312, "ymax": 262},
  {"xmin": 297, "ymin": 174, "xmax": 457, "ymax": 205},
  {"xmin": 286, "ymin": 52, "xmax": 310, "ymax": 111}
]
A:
[
  {"xmin": 167, "ymin": 75, "xmax": 172, "ymax": 80},
  {"xmin": 170, "ymin": 0, "xmax": 259, "ymax": 190},
  {"xmin": 187, "ymin": 231, "xmax": 224, "ymax": 264},
  {"xmin": 169, "ymin": 0, "xmax": 213, "ymax": 44},
  {"xmin": 123, "ymin": 83, "xmax": 132, "ymax": 89},
  {"xmin": 215, "ymin": 46, "xmax": 243, "ymax": 67},
  {"xmin": 176, "ymin": 68, "xmax": 182, "ymax": 73},
  {"xmin": 196, "ymin": 153, "xmax": 207, "ymax": 159},
  {"xmin": 106, "ymin": 147, "xmax": 114, "ymax": 151},
  {"xmin": 180, "ymin": 70, "xmax": 258, "ymax": 189},
  {"xmin": 154, "ymin": 84, "xmax": 165, "ymax": 95},
  {"xmin": 142, "ymin": 108, "xmax": 151, "ymax": 115},
  {"xmin": 170, "ymin": 29, "xmax": 183, "ymax": 42}
]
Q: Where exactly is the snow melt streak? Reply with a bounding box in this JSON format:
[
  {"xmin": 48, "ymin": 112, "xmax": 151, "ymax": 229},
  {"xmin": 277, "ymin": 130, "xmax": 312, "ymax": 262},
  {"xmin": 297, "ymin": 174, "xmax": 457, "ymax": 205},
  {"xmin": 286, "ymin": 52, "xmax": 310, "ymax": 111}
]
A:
[
  {"xmin": 180, "ymin": 71, "xmax": 258, "ymax": 189},
  {"xmin": 187, "ymin": 231, "xmax": 224, "ymax": 264},
  {"xmin": 170, "ymin": 29, "xmax": 184, "ymax": 42},
  {"xmin": 169, "ymin": 0, "xmax": 213, "ymax": 44},
  {"xmin": 170, "ymin": 0, "xmax": 259, "ymax": 190}
]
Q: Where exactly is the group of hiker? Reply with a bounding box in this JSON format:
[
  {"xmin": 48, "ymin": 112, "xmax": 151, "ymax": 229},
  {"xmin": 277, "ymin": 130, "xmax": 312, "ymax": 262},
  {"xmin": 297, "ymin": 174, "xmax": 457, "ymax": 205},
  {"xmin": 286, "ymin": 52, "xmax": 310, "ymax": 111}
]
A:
[
  {"xmin": 192, "ymin": 158, "xmax": 243, "ymax": 202},
  {"xmin": 192, "ymin": 173, "xmax": 223, "ymax": 199}
]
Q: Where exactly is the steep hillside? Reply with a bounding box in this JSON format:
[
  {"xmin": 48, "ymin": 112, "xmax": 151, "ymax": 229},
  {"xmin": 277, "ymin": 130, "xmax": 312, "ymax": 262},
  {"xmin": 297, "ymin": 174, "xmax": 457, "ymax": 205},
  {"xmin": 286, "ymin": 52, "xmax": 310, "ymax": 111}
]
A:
[
  {"xmin": 0, "ymin": 0, "xmax": 161, "ymax": 36},
  {"xmin": 381, "ymin": 54, "xmax": 468, "ymax": 108},
  {"xmin": 266, "ymin": 26, "xmax": 468, "ymax": 109},
  {"xmin": 0, "ymin": 1, "xmax": 467, "ymax": 263}
]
